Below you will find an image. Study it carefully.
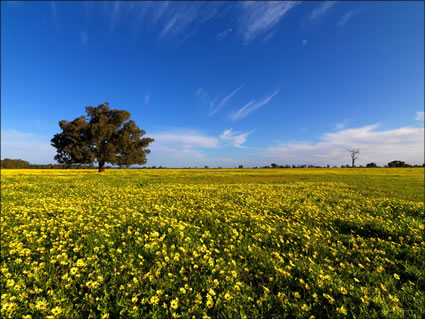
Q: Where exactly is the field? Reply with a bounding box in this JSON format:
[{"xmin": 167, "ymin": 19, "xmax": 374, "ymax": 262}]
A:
[{"xmin": 1, "ymin": 168, "xmax": 424, "ymax": 318}]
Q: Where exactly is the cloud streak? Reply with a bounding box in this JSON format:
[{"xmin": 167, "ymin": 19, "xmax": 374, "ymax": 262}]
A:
[
  {"xmin": 239, "ymin": 2, "xmax": 299, "ymax": 44},
  {"xmin": 338, "ymin": 9, "xmax": 360, "ymax": 27},
  {"xmin": 216, "ymin": 28, "xmax": 233, "ymax": 41},
  {"xmin": 309, "ymin": 1, "xmax": 337, "ymax": 21},
  {"xmin": 209, "ymin": 85, "xmax": 243, "ymax": 116},
  {"xmin": 151, "ymin": 131, "xmax": 219, "ymax": 149},
  {"xmin": 127, "ymin": 2, "xmax": 223, "ymax": 44},
  {"xmin": 80, "ymin": 30, "xmax": 88, "ymax": 45},
  {"xmin": 231, "ymin": 89, "xmax": 280, "ymax": 121},
  {"xmin": 415, "ymin": 111, "xmax": 424, "ymax": 121},
  {"xmin": 50, "ymin": 1, "xmax": 57, "ymax": 23}
]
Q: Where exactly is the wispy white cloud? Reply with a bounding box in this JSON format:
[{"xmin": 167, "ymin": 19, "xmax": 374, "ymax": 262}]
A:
[
  {"xmin": 239, "ymin": 2, "xmax": 299, "ymax": 44},
  {"xmin": 145, "ymin": 92, "xmax": 151, "ymax": 105},
  {"xmin": 262, "ymin": 124, "xmax": 424, "ymax": 166},
  {"xmin": 335, "ymin": 119, "xmax": 351, "ymax": 130},
  {"xmin": 231, "ymin": 89, "xmax": 280, "ymax": 121},
  {"xmin": 209, "ymin": 85, "xmax": 243, "ymax": 116},
  {"xmin": 195, "ymin": 88, "xmax": 207, "ymax": 98},
  {"xmin": 80, "ymin": 30, "xmax": 88, "ymax": 45},
  {"xmin": 219, "ymin": 129, "xmax": 250, "ymax": 148},
  {"xmin": 309, "ymin": 1, "xmax": 337, "ymax": 21},
  {"xmin": 109, "ymin": 1, "xmax": 122, "ymax": 31},
  {"xmin": 147, "ymin": 128, "xmax": 253, "ymax": 167},
  {"xmin": 301, "ymin": 39, "xmax": 307, "ymax": 47},
  {"xmin": 195, "ymin": 88, "xmax": 211, "ymax": 108},
  {"xmin": 160, "ymin": 14, "xmax": 179, "ymax": 38},
  {"xmin": 6, "ymin": 1, "xmax": 24, "ymax": 7},
  {"xmin": 338, "ymin": 9, "xmax": 360, "ymax": 27},
  {"xmin": 216, "ymin": 28, "xmax": 233, "ymax": 41},
  {"xmin": 151, "ymin": 130, "xmax": 219, "ymax": 149},
  {"xmin": 154, "ymin": 2, "xmax": 220, "ymax": 43},
  {"xmin": 50, "ymin": 1, "xmax": 57, "ymax": 23},
  {"xmin": 415, "ymin": 111, "xmax": 424, "ymax": 121},
  {"xmin": 1, "ymin": 130, "xmax": 56, "ymax": 164},
  {"xmin": 147, "ymin": 129, "xmax": 218, "ymax": 167}
]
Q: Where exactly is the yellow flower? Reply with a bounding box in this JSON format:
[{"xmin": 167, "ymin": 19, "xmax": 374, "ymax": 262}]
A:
[
  {"xmin": 393, "ymin": 273, "xmax": 400, "ymax": 280},
  {"xmin": 6, "ymin": 279, "xmax": 15, "ymax": 287},
  {"xmin": 35, "ymin": 300, "xmax": 48, "ymax": 311},
  {"xmin": 389, "ymin": 294, "xmax": 399, "ymax": 303},
  {"xmin": 294, "ymin": 291, "xmax": 301, "ymax": 299},
  {"xmin": 170, "ymin": 298, "xmax": 179, "ymax": 310},
  {"xmin": 301, "ymin": 304, "xmax": 310, "ymax": 311},
  {"xmin": 392, "ymin": 305, "xmax": 403, "ymax": 313},
  {"xmin": 224, "ymin": 292, "xmax": 232, "ymax": 301},
  {"xmin": 322, "ymin": 293, "xmax": 334, "ymax": 305},
  {"xmin": 76, "ymin": 259, "xmax": 86, "ymax": 267},
  {"xmin": 340, "ymin": 287, "xmax": 348, "ymax": 295},
  {"xmin": 51, "ymin": 307, "xmax": 62, "ymax": 317},
  {"xmin": 150, "ymin": 296, "xmax": 159, "ymax": 305},
  {"xmin": 206, "ymin": 298, "xmax": 214, "ymax": 308},
  {"xmin": 336, "ymin": 306, "xmax": 347, "ymax": 315}
]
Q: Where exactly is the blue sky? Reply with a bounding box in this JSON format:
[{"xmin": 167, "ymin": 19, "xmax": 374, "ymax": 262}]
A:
[{"xmin": 2, "ymin": 1, "xmax": 424, "ymax": 167}]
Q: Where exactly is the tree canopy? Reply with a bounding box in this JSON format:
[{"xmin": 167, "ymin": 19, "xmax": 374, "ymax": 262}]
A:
[
  {"xmin": 51, "ymin": 103, "xmax": 154, "ymax": 172},
  {"xmin": 387, "ymin": 160, "xmax": 408, "ymax": 168}
]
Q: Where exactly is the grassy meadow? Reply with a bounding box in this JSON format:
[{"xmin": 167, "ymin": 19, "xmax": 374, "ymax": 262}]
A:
[{"xmin": 1, "ymin": 168, "xmax": 424, "ymax": 318}]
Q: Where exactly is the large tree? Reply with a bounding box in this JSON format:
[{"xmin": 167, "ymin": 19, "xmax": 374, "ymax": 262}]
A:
[{"xmin": 51, "ymin": 103, "xmax": 154, "ymax": 172}]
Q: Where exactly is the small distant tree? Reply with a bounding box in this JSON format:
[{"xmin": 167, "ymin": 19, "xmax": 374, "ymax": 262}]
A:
[
  {"xmin": 51, "ymin": 103, "xmax": 154, "ymax": 172},
  {"xmin": 387, "ymin": 160, "xmax": 407, "ymax": 167},
  {"xmin": 348, "ymin": 148, "xmax": 360, "ymax": 168},
  {"xmin": 271, "ymin": 163, "xmax": 279, "ymax": 168},
  {"xmin": 366, "ymin": 162, "xmax": 377, "ymax": 168},
  {"xmin": 238, "ymin": 164, "xmax": 244, "ymax": 169}
]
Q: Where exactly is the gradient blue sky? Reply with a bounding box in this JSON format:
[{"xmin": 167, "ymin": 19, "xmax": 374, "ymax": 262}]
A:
[{"xmin": 2, "ymin": 1, "xmax": 424, "ymax": 167}]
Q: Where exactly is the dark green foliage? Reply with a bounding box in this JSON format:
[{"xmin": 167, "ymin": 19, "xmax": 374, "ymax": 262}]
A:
[
  {"xmin": 366, "ymin": 162, "xmax": 378, "ymax": 168},
  {"xmin": 388, "ymin": 160, "xmax": 409, "ymax": 168},
  {"xmin": 51, "ymin": 103, "xmax": 154, "ymax": 172},
  {"xmin": 0, "ymin": 158, "xmax": 31, "ymax": 168}
]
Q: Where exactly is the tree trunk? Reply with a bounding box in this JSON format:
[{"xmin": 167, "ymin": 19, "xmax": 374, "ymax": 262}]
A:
[
  {"xmin": 352, "ymin": 158, "xmax": 355, "ymax": 168},
  {"xmin": 98, "ymin": 161, "xmax": 105, "ymax": 172}
]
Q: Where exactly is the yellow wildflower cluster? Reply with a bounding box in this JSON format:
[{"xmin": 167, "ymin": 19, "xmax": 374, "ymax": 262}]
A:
[{"xmin": 1, "ymin": 169, "xmax": 424, "ymax": 318}]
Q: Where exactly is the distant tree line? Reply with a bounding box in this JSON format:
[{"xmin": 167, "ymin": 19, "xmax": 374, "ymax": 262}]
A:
[
  {"xmin": 0, "ymin": 159, "xmax": 94, "ymax": 169},
  {"xmin": 2, "ymin": 158, "xmax": 423, "ymax": 169},
  {"xmin": 257, "ymin": 161, "xmax": 424, "ymax": 169}
]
